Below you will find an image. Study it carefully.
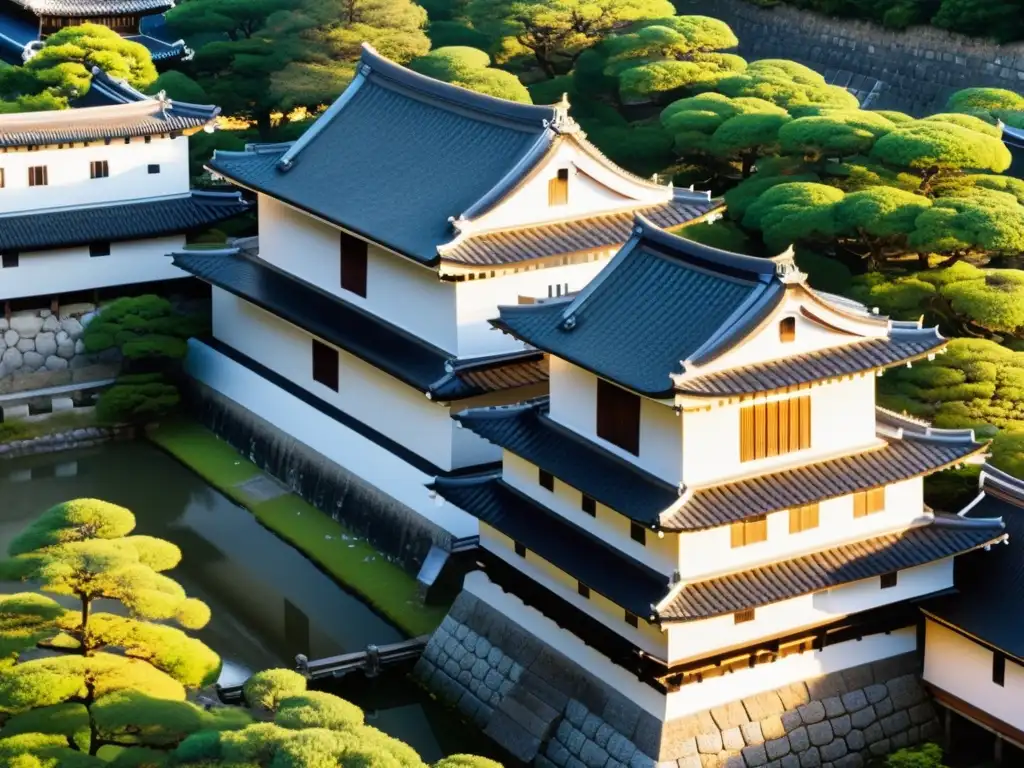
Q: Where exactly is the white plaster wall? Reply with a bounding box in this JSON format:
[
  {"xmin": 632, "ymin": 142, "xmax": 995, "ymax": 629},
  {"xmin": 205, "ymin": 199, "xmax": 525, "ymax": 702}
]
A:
[
  {"xmin": 0, "ymin": 137, "xmax": 189, "ymax": 214},
  {"xmin": 185, "ymin": 338, "xmax": 478, "ymax": 539},
  {"xmin": 0, "ymin": 236, "xmax": 185, "ymax": 301},
  {"xmin": 680, "ymin": 375, "xmax": 879, "ymax": 488},
  {"xmin": 501, "ymin": 451, "xmax": 678, "ymax": 576},
  {"xmin": 479, "ymin": 526, "xmax": 669, "ymax": 659},
  {"xmin": 464, "ymin": 571, "xmax": 916, "ymax": 721},
  {"xmin": 548, "ymin": 357, "xmax": 682, "ymax": 486},
  {"xmin": 257, "ymin": 196, "xmax": 458, "ymax": 354},
  {"xmin": 454, "ymin": 256, "xmax": 610, "ymax": 358},
  {"xmin": 923, "ymin": 620, "xmax": 1024, "ymax": 736},
  {"xmin": 467, "ymin": 138, "xmax": 670, "ymax": 233},
  {"xmin": 677, "ymin": 477, "xmax": 925, "ymax": 579},
  {"xmin": 685, "ymin": 290, "xmax": 889, "ymax": 379},
  {"xmin": 667, "ymin": 558, "xmax": 953, "ymax": 664},
  {"xmin": 209, "ymin": 289, "xmax": 499, "ymax": 471}
]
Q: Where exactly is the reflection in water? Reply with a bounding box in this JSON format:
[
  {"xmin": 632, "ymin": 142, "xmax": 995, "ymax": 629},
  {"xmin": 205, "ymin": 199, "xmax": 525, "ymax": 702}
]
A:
[{"xmin": 0, "ymin": 441, "xmax": 495, "ymax": 763}]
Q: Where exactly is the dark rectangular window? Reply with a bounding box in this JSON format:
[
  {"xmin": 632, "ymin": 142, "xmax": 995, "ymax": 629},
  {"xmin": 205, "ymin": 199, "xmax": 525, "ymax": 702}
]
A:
[
  {"xmin": 596, "ymin": 378, "xmax": 640, "ymax": 455},
  {"xmin": 731, "ymin": 516, "xmax": 768, "ymax": 548},
  {"xmin": 514, "ymin": 542, "xmax": 526, "ymax": 558},
  {"xmin": 734, "ymin": 609, "xmax": 755, "ymax": 624},
  {"xmin": 311, "ymin": 339, "xmax": 338, "ymax": 391},
  {"xmin": 630, "ymin": 522, "xmax": 646, "ymax": 546},
  {"xmin": 89, "ymin": 242, "xmax": 111, "ymax": 258},
  {"xmin": 624, "ymin": 611, "xmax": 638, "ymax": 628},
  {"xmin": 340, "ymin": 232, "xmax": 368, "ymax": 297},
  {"xmin": 148, "ymin": 164, "xmax": 160, "ymax": 174},
  {"xmin": 740, "ymin": 395, "xmax": 810, "ymax": 462},
  {"xmin": 1, "ymin": 251, "xmax": 18, "ymax": 268},
  {"xmin": 581, "ymin": 495, "xmax": 596, "ymax": 516},
  {"xmin": 538, "ymin": 469, "xmax": 554, "ymax": 491},
  {"xmin": 577, "ymin": 582, "xmax": 590, "ymax": 599},
  {"xmin": 880, "ymin": 572, "xmax": 898, "ymax": 589},
  {"xmin": 90, "ymin": 160, "xmax": 109, "ymax": 179},
  {"xmin": 28, "ymin": 166, "xmax": 47, "ymax": 186},
  {"xmin": 993, "ymin": 651, "xmax": 1006, "ymax": 686}
]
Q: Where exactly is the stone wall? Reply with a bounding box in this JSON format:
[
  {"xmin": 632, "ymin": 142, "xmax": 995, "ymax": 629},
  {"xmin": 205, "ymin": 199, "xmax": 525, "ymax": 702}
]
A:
[
  {"xmin": 415, "ymin": 590, "xmax": 939, "ymax": 768},
  {"xmin": 0, "ymin": 304, "xmax": 120, "ymax": 395},
  {"xmin": 674, "ymin": 0, "xmax": 1024, "ymax": 115}
]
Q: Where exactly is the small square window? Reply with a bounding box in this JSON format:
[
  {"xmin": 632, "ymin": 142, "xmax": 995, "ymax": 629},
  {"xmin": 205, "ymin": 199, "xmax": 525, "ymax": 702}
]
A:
[
  {"xmin": 89, "ymin": 242, "xmax": 111, "ymax": 258},
  {"xmin": 993, "ymin": 651, "xmax": 1006, "ymax": 686},
  {"xmin": 779, "ymin": 317, "xmax": 796, "ymax": 342},
  {"xmin": 90, "ymin": 160, "xmax": 109, "ymax": 179},
  {"xmin": 148, "ymin": 164, "xmax": 161, "ymax": 174},
  {"xmin": 514, "ymin": 542, "xmax": 526, "ymax": 558},
  {"xmin": 28, "ymin": 166, "xmax": 47, "ymax": 186},
  {"xmin": 1, "ymin": 251, "xmax": 18, "ymax": 268},
  {"xmin": 630, "ymin": 522, "xmax": 646, "ymax": 545},
  {"xmin": 581, "ymin": 495, "xmax": 596, "ymax": 516},
  {"xmin": 624, "ymin": 611, "xmax": 638, "ymax": 628},
  {"xmin": 734, "ymin": 609, "xmax": 755, "ymax": 624},
  {"xmin": 538, "ymin": 469, "xmax": 554, "ymax": 491},
  {"xmin": 577, "ymin": 582, "xmax": 590, "ymax": 599},
  {"xmin": 880, "ymin": 572, "xmax": 898, "ymax": 589}
]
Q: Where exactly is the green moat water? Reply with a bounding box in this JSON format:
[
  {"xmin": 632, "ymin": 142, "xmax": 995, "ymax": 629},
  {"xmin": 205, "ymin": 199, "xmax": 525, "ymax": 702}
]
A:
[{"xmin": 0, "ymin": 440, "xmax": 495, "ymax": 762}]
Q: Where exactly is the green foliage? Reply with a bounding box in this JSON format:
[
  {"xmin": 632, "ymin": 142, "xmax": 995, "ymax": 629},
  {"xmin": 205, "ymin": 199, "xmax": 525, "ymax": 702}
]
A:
[
  {"xmin": 427, "ymin": 20, "xmax": 490, "ymax": 50},
  {"xmin": 884, "ymin": 742, "xmax": 947, "ymax": 768},
  {"xmin": 465, "ymin": 0, "xmax": 675, "ymax": 77},
  {"xmin": 410, "ymin": 46, "xmax": 530, "ymax": 102},
  {"xmin": 923, "ymin": 112, "xmax": 1002, "ymax": 138},
  {"xmin": 870, "ymin": 121, "xmax": 1012, "ymax": 174},
  {"xmin": 96, "ymin": 379, "xmax": 180, "ymax": 425},
  {"xmin": 275, "ymin": 692, "xmax": 364, "ymax": 731},
  {"xmin": 242, "ymin": 669, "xmax": 307, "ymax": 711},
  {"xmin": 434, "ymin": 756, "xmax": 504, "ymax": 768},
  {"xmin": 676, "ymin": 220, "xmax": 755, "ymax": 253},
  {"xmin": 777, "ymin": 110, "xmax": 895, "ymax": 159},
  {"xmin": 741, "ymin": 181, "xmax": 845, "ymax": 250},
  {"xmin": 145, "ymin": 71, "xmax": 210, "ymax": 104}
]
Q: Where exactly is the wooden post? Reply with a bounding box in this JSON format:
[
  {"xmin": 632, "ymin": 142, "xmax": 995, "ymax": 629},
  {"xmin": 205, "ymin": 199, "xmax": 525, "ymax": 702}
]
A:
[
  {"xmin": 3, "ymin": 301, "xmax": 9, "ymax": 322},
  {"xmin": 50, "ymin": 297, "xmax": 59, "ymax": 317},
  {"xmin": 995, "ymin": 734, "xmax": 1003, "ymax": 765},
  {"xmin": 943, "ymin": 707, "xmax": 953, "ymax": 750}
]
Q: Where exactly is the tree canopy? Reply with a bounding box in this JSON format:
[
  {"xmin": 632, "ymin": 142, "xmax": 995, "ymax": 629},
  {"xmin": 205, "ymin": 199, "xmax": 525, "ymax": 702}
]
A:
[
  {"xmin": 0, "ymin": 25, "xmax": 156, "ymax": 112},
  {"xmin": 410, "ymin": 46, "xmax": 530, "ymax": 102}
]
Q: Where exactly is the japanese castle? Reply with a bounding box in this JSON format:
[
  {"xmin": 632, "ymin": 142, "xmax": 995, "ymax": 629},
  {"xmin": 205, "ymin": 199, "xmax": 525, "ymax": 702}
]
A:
[
  {"xmin": 177, "ymin": 43, "xmax": 715, "ymax": 547},
  {"xmin": 0, "ymin": 67, "xmax": 248, "ymax": 311},
  {"xmin": 418, "ymin": 220, "xmax": 1011, "ymax": 765},
  {"xmin": 0, "ymin": 0, "xmax": 187, "ymax": 64}
]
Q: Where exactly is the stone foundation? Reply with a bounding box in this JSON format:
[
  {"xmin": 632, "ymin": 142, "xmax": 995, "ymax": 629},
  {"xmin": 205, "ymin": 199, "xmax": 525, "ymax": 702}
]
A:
[
  {"xmin": 0, "ymin": 304, "xmax": 120, "ymax": 394},
  {"xmin": 415, "ymin": 590, "xmax": 939, "ymax": 768}
]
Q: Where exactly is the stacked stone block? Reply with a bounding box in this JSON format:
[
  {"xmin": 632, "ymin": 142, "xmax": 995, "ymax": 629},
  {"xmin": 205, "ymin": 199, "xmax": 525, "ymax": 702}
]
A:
[{"xmin": 417, "ymin": 591, "xmax": 941, "ymax": 768}]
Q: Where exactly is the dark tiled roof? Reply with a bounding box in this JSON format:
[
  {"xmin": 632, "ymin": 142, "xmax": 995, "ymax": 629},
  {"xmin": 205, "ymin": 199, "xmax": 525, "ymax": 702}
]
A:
[
  {"xmin": 9, "ymin": 0, "xmax": 169, "ymax": 13},
  {"xmin": 208, "ymin": 45, "xmax": 559, "ymax": 266},
  {"xmin": 125, "ymin": 34, "xmax": 187, "ymax": 61},
  {"xmin": 664, "ymin": 427, "xmax": 986, "ymax": 530},
  {"xmin": 0, "ymin": 191, "xmax": 248, "ymax": 252},
  {"xmin": 455, "ymin": 398, "xmax": 679, "ymax": 525},
  {"xmin": 172, "ymin": 250, "xmax": 452, "ymax": 392},
  {"xmin": 439, "ymin": 196, "xmax": 715, "ymax": 267},
  {"xmin": 494, "ymin": 216, "xmax": 785, "ymax": 397},
  {"xmin": 677, "ymin": 328, "xmax": 945, "ymax": 396},
  {"xmin": 429, "ymin": 351, "xmax": 549, "ymax": 401},
  {"xmin": 660, "ymin": 515, "xmax": 1005, "ymax": 622},
  {"xmin": 924, "ymin": 465, "xmax": 1024, "ymax": 659},
  {"xmin": 430, "ymin": 473, "xmax": 668, "ymax": 617},
  {"xmin": 0, "ymin": 68, "xmax": 218, "ymax": 148}
]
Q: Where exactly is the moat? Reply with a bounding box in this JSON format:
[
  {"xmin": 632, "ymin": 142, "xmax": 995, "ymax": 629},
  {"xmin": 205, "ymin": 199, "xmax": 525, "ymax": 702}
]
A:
[{"xmin": 0, "ymin": 439, "xmax": 497, "ymax": 762}]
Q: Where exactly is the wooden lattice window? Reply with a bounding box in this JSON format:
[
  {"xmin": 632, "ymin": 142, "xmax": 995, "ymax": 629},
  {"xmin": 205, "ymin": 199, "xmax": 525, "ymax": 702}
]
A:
[
  {"xmin": 853, "ymin": 487, "xmax": 886, "ymax": 518},
  {"xmin": 730, "ymin": 515, "xmax": 767, "ymax": 548},
  {"xmin": 740, "ymin": 396, "xmax": 811, "ymax": 462},
  {"xmin": 548, "ymin": 168, "xmax": 569, "ymax": 205},
  {"xmin": 780, "ymin": 317, "xmax": 796, "ymax": 342},
  {"xmin": 789, "ymin": 503, "xmax": 820, "ymax": 533}
]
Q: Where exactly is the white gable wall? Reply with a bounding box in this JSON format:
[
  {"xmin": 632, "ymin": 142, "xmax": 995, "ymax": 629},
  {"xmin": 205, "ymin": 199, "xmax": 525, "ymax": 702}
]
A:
[
  {"xmin": 211, "ymin": 288, "xmax": 497, "ymax": 471},
  {"xmin": 681, "ymin": 374, "xmax": 879, "ymax": 488},
  {"xmin": 257, "ymin": 196, "xmax": 458, "ymax": 354},
  {"xmin": 0, "ymin": 236, "xmax": 185, "ymax": 301},
  {"xmin": 466, "ymin": 138, "xmax": 670, "ymax": 233},
  {"xmin": 454, "ymin": 256, "xmax": 611, "ymax": 358},
  {"xmin": 0, "ymin": 136, "xmax": 189, "ymax": 214},
  {"xmin": 924, "ymin": 619, "xmax": 1024, "ymax": 742},
  {"xmin": 549, "ymin": 357, "xmax": 682, "ymax": 486},
  {"xmin": 676, "ymin": 477, "xmax": 925, "ymax": 580},
  {"xmin": 666, "ymin": 557, "xmax": 953, "ymax": 665}
]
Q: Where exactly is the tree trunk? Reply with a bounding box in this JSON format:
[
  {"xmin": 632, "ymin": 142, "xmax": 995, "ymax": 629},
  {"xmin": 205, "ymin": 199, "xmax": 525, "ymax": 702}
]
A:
[
  {"xmin": 256, "ymin": 109, "xmax": 274, "ymax": 141},
  {"xmin": 741, "ymin": 152, "xmax": 755, "ymax": 179},
  {"xmin": 533, "ymin": 48, "xmax": 555, "ymax": 79},
  {"xmin": 86, "ymin": 682, "xmax": 99, "ymax": 756},
  {"xmin": 79, "ymin": 595, "xmax": 90, "ymax": 655}
]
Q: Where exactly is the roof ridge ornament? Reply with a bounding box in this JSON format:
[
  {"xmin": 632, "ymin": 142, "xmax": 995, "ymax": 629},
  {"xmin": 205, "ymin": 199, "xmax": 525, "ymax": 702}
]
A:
[
  {"xmin": 545, "ymin": 93, "xmax": 581, "ymax": 134},
  {"xmin": 773, "ymin": 245, "xmax": 806, "ymax": 284}
]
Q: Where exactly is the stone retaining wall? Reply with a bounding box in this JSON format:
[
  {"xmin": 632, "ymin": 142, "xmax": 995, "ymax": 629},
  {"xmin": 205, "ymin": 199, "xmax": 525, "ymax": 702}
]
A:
[
  {"xmin": 674, "ymin": 0, "xmax": 1024, "ymax": 115},
  {"xmin": 415, "ymin": 590, "xmax": 939, "ymax": 768},
  {"xmin": 0, "ymin": 304, "xmax": 120, "ymax": 394},
  {"xmin": 0, "ymin": 425, "xmax": 131, "ymax": 459}
]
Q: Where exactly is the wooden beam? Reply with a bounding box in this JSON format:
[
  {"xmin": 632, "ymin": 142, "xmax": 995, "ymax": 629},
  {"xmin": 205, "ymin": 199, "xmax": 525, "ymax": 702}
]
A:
[{"xmin": 926, "ymin": 682, "xmax": 1024, "ymax": 751}]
